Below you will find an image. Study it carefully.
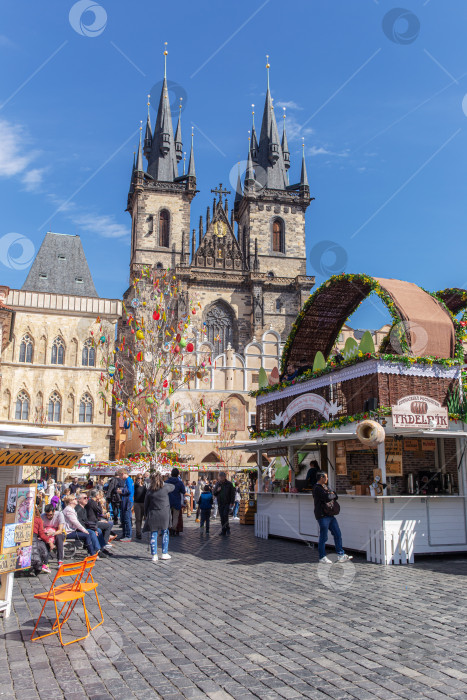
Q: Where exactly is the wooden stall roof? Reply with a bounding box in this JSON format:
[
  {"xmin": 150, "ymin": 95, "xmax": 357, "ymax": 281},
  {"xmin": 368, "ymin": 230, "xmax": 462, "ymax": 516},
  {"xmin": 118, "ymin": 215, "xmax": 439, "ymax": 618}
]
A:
[{"xmin": 281, "ymin": 274, "xmax": 460, "ymax": 377}]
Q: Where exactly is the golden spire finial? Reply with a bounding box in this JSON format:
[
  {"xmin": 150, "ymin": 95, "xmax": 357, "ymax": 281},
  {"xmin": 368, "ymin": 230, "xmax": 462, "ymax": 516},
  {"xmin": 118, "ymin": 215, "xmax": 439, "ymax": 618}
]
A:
[
  {"xmin": 266, "ymin": 54, "xmax": 270, "ymax": 89},
  {"xmin": 179, "ymin": 97, "xmax": 183, "ymax": 112},
  {"xmin": 283, "ymin": 106, "xmax": 286, "ymax": 120},
  {"xmin": 147, "ymin": 94, "xmax": 151, "ymax": 116},
  {"xmin": 163, "ymin": 42, "xmax": 168, "ymax": 78}
]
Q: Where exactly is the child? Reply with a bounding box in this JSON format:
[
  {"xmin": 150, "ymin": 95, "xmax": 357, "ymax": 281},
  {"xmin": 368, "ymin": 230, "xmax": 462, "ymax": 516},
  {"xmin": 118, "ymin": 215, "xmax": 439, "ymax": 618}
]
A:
[{"xmin": 196, "ymin": 485, "xmax": 213, "ymax": 534}]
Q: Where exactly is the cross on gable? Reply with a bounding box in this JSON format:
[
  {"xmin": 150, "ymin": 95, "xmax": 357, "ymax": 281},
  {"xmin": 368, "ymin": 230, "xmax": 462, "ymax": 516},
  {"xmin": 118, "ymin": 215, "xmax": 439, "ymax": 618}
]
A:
[{"xmin": 211, "ymin": 183, "xmax": 231, "ymax": 201}]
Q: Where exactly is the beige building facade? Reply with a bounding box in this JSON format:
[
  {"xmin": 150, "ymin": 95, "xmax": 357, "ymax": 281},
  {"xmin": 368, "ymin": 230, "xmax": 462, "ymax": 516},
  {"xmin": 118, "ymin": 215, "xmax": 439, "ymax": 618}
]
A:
[{"xmin": 0, "ymin": 234, "xmax": 122, "ymax": 472}]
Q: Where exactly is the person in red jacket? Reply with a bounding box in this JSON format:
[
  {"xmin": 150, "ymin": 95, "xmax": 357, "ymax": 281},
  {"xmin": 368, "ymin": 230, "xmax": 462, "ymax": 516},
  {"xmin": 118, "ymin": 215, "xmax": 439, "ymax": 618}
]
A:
[{"xmin": 32, "ymin": 507, "xmax": 51, "ymax": 574}]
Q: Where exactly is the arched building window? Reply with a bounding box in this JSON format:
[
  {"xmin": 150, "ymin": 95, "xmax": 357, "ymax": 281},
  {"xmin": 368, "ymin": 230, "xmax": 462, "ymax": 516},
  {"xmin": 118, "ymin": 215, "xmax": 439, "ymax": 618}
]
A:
[
  {"xmin": 51, "ymin": 337, "xmax": 65, "ymax": 365},
  {"xmin": 15, "ymin": 391, "xmax": 29, "ymax": 421},
  {"xmin": 82, "ymin": 339, "xmax": 95, "ymax": 367},
  {"xmin": 47, "ymin": 392, "xmax": 61, "ymax": 422},
  {"xmin": 205, "ymin": 302, "xmax": 235, "ymax": 355},
  {"xmin": 272, "ymin": 218, "xmax": 284, "ymax": 253},
  {"xmin": 159, "ymin": 209, "xmax": 170, "ymax": 248},
  {"xmin": 79, "ymin": 393, "xmax": 93, "ymax": 423},
  {"xmin": 19, "ymin": 334, "xmax": 33, "ymax": 363}
]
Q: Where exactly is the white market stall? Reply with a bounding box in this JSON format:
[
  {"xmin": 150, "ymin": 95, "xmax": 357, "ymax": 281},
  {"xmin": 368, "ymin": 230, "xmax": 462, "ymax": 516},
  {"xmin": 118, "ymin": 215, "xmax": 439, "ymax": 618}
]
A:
[{"xmin": 235, "ymin": 274, "xmax": 467, "ymax": 564}]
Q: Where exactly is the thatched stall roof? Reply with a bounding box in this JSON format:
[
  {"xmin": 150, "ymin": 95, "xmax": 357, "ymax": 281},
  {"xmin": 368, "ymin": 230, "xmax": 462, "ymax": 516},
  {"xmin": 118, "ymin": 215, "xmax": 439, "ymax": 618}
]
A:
[{"xmin": 280, "ymin": 274, "xmax": 458, "ymax": 377}]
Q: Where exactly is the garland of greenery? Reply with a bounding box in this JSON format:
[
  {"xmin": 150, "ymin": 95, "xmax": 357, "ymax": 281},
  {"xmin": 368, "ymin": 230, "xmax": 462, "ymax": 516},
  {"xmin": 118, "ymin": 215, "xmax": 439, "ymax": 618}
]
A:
[
  {"xmin": 251, "ymin": 406, "xmax": 464, "ymax": 440},
  {"xmin": 251, "ymin": 352, "xmax": 461, "ymax": 399}
]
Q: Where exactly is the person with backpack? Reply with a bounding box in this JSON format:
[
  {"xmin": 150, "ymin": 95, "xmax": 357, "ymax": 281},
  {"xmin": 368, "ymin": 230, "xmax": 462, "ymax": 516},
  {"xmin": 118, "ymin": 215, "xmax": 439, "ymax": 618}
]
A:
[
  {"xmin": 313, "ymin": 471, "xmax": 352, "ymax": 564},
  {"xmin": 106, "ymin": 472, "xmax": 122, "ymax": 525},
  {"xmin": 196, "ymin": 485, "xmax": 214, "ymax": 534}
]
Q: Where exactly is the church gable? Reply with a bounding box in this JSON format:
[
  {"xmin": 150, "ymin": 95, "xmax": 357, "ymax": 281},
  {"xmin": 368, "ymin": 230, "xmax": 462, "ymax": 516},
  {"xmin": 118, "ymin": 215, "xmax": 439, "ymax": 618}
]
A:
[{"xmin": 193, "ymin": 199, "xmax": 243, "ymax": 271}]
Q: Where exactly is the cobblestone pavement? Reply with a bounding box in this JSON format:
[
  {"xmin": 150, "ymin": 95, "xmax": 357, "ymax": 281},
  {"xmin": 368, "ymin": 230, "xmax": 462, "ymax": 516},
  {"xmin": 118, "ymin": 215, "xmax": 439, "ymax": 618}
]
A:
[{"xmin": 1, "ymin": 518, "xmax": 467, "ymax": 700}]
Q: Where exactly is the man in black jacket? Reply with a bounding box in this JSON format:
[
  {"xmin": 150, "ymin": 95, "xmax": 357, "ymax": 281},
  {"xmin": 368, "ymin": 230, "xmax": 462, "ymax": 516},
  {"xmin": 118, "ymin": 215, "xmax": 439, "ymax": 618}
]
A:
[
  {"xmin": 213, "ymin": 472, "xmax": 235, "ymax": 536},
  {"xmin": 313, "ymin": 472, "xmax": 352, "ymax": 564},
  {"xmin": 76, "ymin": 493, "xmax": 113, "ymax": 557},
  {"xmin": 106, "ymin": 475, "xmax": 122, "ymax": 525},
  {"xmin": 86, "ymin": 490, "xmax": 113, "ymax": 546}
]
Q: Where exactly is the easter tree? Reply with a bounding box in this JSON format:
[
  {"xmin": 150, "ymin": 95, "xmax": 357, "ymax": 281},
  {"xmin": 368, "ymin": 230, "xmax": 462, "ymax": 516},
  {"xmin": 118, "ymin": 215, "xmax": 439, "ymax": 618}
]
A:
[{"xmin": 98, "ymin": 267, "xmax": 211, "ymax": 464}]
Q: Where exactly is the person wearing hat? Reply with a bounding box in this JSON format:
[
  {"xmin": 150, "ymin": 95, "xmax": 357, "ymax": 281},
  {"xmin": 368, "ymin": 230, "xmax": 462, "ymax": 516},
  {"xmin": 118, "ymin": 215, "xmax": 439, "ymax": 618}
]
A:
[{"xmin": 213, "ymin": 472, "xmax": 235, "ymax": 536}]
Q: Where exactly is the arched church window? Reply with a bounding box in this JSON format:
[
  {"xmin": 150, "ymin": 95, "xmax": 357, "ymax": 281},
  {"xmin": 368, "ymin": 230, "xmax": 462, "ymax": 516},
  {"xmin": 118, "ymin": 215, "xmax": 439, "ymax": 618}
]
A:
[
  {"xmin": 19, "ymin": 334, "xmax": 33, "ymax": 363},
  {"xmin": 47, "ymin": 392, "xmax": 61, "ymax": 422},
  {"xmin": 51, "ymin": 337, "xmax": 65, "ymax": 365},
  {"xmin": 272, "ymin": 219, "xmax": 284, "ymax": 253},
  {"xmin": 15, "ymin": 391, "xmax": 30, "ymax": 421},
  {"xmin": 79, "ymin": 393, "xmax": 93, "ymax": 423},
  {"xmin": 82, "ymin": 339, "xmax": 95, "ymax": 367},
  {"xmin": 205, "ymin": 302, "xmax": 235, "ymax": 355},
  {"xmin": 159, "ymin": 210, "xmax": 170, "ymax": 248}
]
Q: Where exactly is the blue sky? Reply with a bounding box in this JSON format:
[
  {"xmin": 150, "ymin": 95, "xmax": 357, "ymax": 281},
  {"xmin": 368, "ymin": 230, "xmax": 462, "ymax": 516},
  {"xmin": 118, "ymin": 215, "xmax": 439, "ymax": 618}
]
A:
[{"xmin": 0, "ymin": 0, "xmax": 466, "ymax": 329}]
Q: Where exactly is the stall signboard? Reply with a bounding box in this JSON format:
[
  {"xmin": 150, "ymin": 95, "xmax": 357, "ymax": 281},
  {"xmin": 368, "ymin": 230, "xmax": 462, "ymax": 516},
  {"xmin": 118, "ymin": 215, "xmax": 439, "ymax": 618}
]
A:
[
  {"xmin": 272, "ymin": 393, "xmax": 336, "ymax": 427},
  {"xmin": 0, "ymin": 484, "xmax": 36, "ymax": 573},
  {"xmin": 392, "ymin": 395, "xmax": 448, "ymax": 429},
  {"xmin": 422, "ymin": 439, "xmax": 436, "ymax": 451},
  {"xmin": 0, "ymin": 448, "xmax": 80, "ymax": 468}
]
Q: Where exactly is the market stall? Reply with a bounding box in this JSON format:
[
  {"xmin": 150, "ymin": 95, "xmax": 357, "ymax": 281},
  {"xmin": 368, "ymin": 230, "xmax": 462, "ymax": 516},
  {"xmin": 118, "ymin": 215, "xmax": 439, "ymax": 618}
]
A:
[
  {"xmin": 0, "ymin": 426, "xmax": 87, "ymax": 616},
  {"xmin": 236, "ymin": 275, "xmax": 467, "ymax": 564}
]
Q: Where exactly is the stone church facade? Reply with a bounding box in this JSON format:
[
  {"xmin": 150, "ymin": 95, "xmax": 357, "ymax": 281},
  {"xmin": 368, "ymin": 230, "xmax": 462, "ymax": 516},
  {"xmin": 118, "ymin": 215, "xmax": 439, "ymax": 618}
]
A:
[{"xmin": 118, "ymin": 61, "xmax": 315, "ymax": 472}]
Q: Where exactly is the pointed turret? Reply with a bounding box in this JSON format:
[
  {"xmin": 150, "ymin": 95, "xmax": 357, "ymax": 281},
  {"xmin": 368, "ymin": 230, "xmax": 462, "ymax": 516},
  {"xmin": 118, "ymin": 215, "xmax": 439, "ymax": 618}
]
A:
[
  {"xmin": 128, "ymin": 152, "xmax": 136, "ymax": 196},
  {"xmin": 147, "ymin": 46, "xmax": 178, "ymax": 182},
  {"xmin": 300, "ymin": 141, "xmax": 309, "ymax": 193},
  {"xmin": 199, "ymin": 215, "xmax": 203, "ymax": 245},
  {"xmin": 244, "ymin": 141, "xmax": 255, "ymax": 191},
  {"xmin": 174, "ymin": 99, "xmax": 183, "ymax": 163},
  {"xmin": 144, "ymin": 94, "xmax": 152, "ymax": 159},
  {"xmin": 281, "ymin": 108, "xmax": 290, "ymax": 171},
  {"xmin": 250, "ymin": 105, "xmax": 258, "ymax": 160},
  {"xmin": 191, "ymin": 228, "xmax": 196, "ymax": 262},
  {"xmin": 255, "ymin": 56, "xmax": 288, "ymax": 190},
  {"xmin": 187, "ymin": 128, "xmax": 195, "ymax": 177},
  {"xmin": 136, "ymin": 122, "xmax": 144, "ymax": 173}
]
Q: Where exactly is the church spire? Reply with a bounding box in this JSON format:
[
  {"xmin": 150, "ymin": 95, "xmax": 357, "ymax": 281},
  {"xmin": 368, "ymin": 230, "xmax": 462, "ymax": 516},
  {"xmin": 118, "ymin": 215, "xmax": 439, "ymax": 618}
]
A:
[
  {"xmin": 174, "ymin": 98, "xmax": 183, "ymax": 163},
  {"xmin": 144, "ymin": 94, "xmax": 152, "ymax": 159},
  {"xmin": 250, "ymin": 104, "xmax": 258, "ymax": 160},
  {"xmin": 187, "ymin": 127, "xmax": 195, "ymax": 177},
  {"xmin": 244, "ymin": 138, "xmax": 255, "ymax": 191},
  {"xmin": 256, "ymin": 55, "xmax": 288, "ymax": 190},
  {"xmin": 147, "ymin": 43, "xmax": 178, "ymax": 182},
  {"xmin": 136, "ymin": 122, "xmax": 144, "ymax": 172},
  {"xmin": 300, "ymin": 140, "xmax": 309, "ymax": 192},
  {"xmin": 281, "ymin": 107, "xmax": 290, "ymax": 171}
]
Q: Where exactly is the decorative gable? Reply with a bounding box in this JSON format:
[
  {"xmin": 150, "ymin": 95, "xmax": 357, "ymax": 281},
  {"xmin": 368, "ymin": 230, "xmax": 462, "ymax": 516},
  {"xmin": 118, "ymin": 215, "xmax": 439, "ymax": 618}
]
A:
[{"xmin": 193, "ymin": 200, "xmax": 243, "ymax": 270}]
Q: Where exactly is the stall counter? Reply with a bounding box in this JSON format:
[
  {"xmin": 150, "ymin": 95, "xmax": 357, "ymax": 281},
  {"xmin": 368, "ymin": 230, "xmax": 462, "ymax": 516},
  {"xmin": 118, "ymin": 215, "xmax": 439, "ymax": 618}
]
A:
[{"xmin": 256, "ymin": 492, "xmax": 467, "ymax": 560}]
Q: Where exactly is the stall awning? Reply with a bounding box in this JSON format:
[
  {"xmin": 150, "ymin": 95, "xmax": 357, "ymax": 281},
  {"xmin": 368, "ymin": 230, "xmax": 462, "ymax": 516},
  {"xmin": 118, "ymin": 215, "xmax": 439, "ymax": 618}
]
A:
[{"xmin": 0, "ymin": 438, "xmax": 88, "ymax": 470}]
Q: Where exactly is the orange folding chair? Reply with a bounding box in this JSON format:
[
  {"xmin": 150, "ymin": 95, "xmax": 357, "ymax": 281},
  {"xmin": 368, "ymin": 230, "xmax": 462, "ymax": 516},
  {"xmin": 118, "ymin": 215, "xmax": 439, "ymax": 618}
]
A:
[
  {"xmin": 54, "ymin": 554, "xmax": 103, "ymax": 632},
  {"xmin": 31, "ymin": 560, "xmax": 89, "ymax": 646}
]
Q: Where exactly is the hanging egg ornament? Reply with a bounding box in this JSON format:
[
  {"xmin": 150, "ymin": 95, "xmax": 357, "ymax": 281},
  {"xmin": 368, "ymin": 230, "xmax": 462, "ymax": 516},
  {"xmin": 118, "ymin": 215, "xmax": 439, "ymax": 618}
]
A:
[
  {"xmin": 146, "ymin": 396, "xmax": 154, "ymax": 405},
  {"xmin": 180, "ymin": 338, "xmax": 187, "ymax": 348},
  {"xmin": 136, "ymin": 330, "xmax": 144, "ymax": 340},
  {"xmin": 153, "ymin": 311, "xmax": 160, "ymax": 321},
  {"xmin": 108, "ymin": 365, "xmax": 116, "ymax": 377},
  {"xmin": 100, "ymin": 335, "xmax": 106, "ymax": 343},
  {"xmin": 142, "ymin": 440, "xmax": 146, "ymax": 446},
  {"xmin": 160, "ymin": 440, "xmax": 167, "ymax": 449},
  {"xmin": 174, "ymin": 345, "xmax": 180, "ymax": 354},
  {"xmin": 165, "ymin": 398, "xmax": 170, "ymax": 406},
  {"xmin": 133, "ymin": 407, "xmax": 139, "ymax": 416},
  {"xmin": 186, "ymin": 342, "xmax": 194, "ymax": 352},
  {"xmin": 163, "ymin": 380, "xmax": 168, "ymax": 388},
  {"xmin": 176, "ymin": 333, "xmax": 181, "ymax": 342},
  {"xmin": 192, "ymin": 309, "xmax": 196, "ymax": 315}
]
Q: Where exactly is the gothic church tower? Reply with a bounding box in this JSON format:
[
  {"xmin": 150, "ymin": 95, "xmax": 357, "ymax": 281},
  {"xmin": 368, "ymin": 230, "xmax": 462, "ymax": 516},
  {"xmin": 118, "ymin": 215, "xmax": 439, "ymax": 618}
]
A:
[{"xmin": 127, "ymin": 49, "xmax": 196, "ymax": 277}]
